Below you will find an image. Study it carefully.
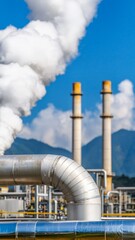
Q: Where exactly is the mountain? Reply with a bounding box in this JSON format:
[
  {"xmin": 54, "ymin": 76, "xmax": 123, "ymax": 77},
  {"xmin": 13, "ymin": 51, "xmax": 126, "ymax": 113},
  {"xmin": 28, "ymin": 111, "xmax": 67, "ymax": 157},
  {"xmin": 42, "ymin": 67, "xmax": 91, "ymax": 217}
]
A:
[
  {"xmin": 82, "ymin": 129, "xmax": 135, "ymax": 177},
  {"xmin": 5, "ymin": 129, "xmax": 135, "ymax": 177},
  {"xmin": 113, "ymin": 175, "xmax": 135, "ymax": 188},
  {"xmin": 5, "ymin": 138, "xmax": 71, "ymax": 158}
]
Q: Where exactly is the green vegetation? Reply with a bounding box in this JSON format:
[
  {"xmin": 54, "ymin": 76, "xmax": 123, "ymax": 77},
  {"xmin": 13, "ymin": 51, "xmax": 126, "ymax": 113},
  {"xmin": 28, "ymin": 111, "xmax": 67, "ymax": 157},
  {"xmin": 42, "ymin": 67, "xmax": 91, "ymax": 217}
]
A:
[{"xmin": 113, "ymin": 175, "xmax": 135, "ymax": 188}]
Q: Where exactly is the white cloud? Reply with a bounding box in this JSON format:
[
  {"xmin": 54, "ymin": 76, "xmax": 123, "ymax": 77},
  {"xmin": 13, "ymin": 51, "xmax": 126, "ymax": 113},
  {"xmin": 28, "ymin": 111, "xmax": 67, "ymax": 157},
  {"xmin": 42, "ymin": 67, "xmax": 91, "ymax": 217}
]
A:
[
  {"xmin": 111, "ymin": 80, "xmax": 135, "ymax": 131},
  {"xmin": 20, "ymin": 80, "xmax": 135, "ymax": 150},
  {"xmin": 21, "ymin": 105, "xmax": 72, "ymax": 150},
  {"xmin": 20, "ymin": 104, "xmax": 101, "ymax": 150}
]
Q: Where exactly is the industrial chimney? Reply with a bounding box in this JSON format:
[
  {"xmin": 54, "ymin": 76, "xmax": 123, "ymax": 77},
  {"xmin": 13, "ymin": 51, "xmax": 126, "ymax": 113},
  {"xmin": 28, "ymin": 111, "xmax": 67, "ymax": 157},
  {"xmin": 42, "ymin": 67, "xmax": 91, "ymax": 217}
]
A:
[
  {"xmin": 101, "ymin": 81, "xmax": 113, "ymax": 192},
  {"xmin": 71, "ymin": 82, "xmax": 83, "ymax": 165}
]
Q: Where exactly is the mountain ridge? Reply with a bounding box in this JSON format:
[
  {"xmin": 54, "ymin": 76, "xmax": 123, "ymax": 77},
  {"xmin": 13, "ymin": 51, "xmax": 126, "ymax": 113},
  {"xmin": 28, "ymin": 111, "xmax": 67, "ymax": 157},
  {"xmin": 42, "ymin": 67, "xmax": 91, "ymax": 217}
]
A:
[{"xmin": 5, "ymin": 129, "xmax": 135, "ymax": 177}]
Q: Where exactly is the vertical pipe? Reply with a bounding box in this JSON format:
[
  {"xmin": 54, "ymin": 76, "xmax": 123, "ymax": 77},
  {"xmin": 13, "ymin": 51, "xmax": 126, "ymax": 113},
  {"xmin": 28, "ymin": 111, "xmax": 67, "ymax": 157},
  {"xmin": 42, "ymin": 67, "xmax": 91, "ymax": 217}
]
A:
[
  {"xmin": 119, "ymin": 190, "xmax": 122, "ymax": 214},
  {"xmin": 43, "ymin": 185, "xmax": 47, "ymax": 200},
  {"xmin": 35, "ymin": 185, "xmax": 38, "ymax": 218},
  {"xmin": 48, "ymin": 186, "xmax": 52, "ymax": 219},
  {"xmin": 101, "ymin": 189, "xmax": 104, "ymax": 216},
  {"xmin": 43, "ymin": 185, "xmax": 47, "ymax": 195},
  {"xmin": 101, "ymin": 81, "xmax": 113, "ymax": 192},
  {"xmin": 15, "ymin": 186, "xmax": 20, "ymax": 192},
  {"xmin": 71, "ymin": 82, "xmax": 83, "ymax": 165},
  {"xmin": 54, "ymin": 197, "xmax": 58, "ymax": 220},
  {"xmin": 96, "ymin": 173, "xmax": 99, "ymax": 187}
]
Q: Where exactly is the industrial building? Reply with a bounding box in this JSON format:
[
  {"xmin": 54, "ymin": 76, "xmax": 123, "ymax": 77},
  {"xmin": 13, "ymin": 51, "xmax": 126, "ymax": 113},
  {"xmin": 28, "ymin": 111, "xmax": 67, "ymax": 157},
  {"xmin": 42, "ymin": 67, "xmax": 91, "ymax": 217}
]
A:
[{"xmin": 0, "ymin": 81, "xmax": 134, "ymax": 238}]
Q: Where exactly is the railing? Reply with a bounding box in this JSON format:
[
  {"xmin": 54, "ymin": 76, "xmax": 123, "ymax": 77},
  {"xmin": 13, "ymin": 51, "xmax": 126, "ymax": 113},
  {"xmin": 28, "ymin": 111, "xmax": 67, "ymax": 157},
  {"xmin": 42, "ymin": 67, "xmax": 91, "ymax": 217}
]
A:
[
  {"xmin": 0, "ymin": 210, "xmax": 65, "ymax": 220},
  {"xmin": 103, "ymin": 213, "xmax": 135, "ymax": 217}
]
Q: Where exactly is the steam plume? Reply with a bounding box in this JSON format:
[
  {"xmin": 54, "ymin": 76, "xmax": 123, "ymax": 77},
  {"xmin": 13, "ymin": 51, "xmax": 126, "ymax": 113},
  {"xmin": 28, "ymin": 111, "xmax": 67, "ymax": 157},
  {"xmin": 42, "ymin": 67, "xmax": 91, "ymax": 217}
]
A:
[{"xmin": 0, "ymin": 0, "xmax": 100, "ymax": 154}]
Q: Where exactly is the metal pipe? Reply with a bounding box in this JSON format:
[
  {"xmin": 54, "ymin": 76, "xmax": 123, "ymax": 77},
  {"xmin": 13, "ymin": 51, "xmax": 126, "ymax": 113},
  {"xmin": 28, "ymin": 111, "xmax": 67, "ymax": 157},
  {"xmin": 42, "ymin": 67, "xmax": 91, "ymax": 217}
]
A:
[
  {"xmin": 0, "ymin": 192, "xmax": 27, "ymax": 196},
  {"xmin": 107, "ymin": 191, "xmax": 119, "ymax": 199},
  {"xmin": 15, "ymin": 186, "xmax": 20, "ymax": 192},
  {"xmin": 35, "ymin": 185, "xmax": 38, "ymax": 218},
  {"xmin": 101, "ymin": 189, "xmax": 105, "ymax": 216},
  {"xmin": 102, "ymin": 217, "xmax": 135, "ymax": 220},
  {"xmin": 0, "ymin": 155, "xmax": 101, "ymax": 221},
  {"xmin": 43, "ymin": 185, "xmax": 47, "ymax": 195},
  {"xmin": 107, "ymin": 191, "xmax": 120, "ymax": 214},
  {"xmin": 101, "ymin": 81, "xmax": 113, "ymax": 192},
  {"xmin": 53, "ymin": 198, "xmax": 58, "ymax": 220},
  {"xmin": 37, "ymin": 193, "xmax": 48, "ymax": 197},
  {"xmin": 48, "ymin": 186, "xmax": 52, "ymax": 219},
  {"xmin": 52, "ymin": 191, "xmax": 63, "ymax": 196},
  {"xmin": 87, "ymin": 169, "xmax": 107, "ymax": 189},
  {"xmin": 96, "ymin": 173, "xmax": 99, "ymax": 187},
  {"xmin": 116, "ymin": 187, "xmax": 135, "ymax": 191},
  {"xmin": 119, "ymin": 190, "xmax": 122, "ymax": 214},
  {"xmin": 71, "ymin": 82, "xmax": 83, "ymax": 165},
  {"xmin": 87, "ymin": 169, "xmax": 107, "ymax": 216}
]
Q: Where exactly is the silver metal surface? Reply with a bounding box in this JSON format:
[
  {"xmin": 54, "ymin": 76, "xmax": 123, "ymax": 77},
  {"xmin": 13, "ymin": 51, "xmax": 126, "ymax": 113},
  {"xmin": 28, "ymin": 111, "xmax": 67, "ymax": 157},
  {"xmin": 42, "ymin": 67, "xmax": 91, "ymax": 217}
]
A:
[
  {"xmin": 0, "ymin": 154, "xmax": 101, "ymax": 221},
  {"xmin": 87, "ymin": 169, "xmax": 107, "ymax": 189},
  {"xmin": 48, "ymin": 186, "xmax": 52, "ymax": 219},
  {"xmin": 107, "ymin": 191, "xmax": 121, "ymax": 214},
  {"xmin": 0, "ymin": 199, "xmax": 24, "ymax": 217},
  {"xmin": 35, "ymin": 185, "xmax": 39, "ymax": 218}
]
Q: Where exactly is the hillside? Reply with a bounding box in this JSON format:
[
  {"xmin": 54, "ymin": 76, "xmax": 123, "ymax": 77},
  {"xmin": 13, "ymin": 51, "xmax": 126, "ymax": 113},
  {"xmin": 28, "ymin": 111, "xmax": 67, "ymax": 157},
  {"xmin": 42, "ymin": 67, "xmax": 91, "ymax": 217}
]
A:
[
  {"xmin": 5, "ymin": 129, "xmax": 135, "ymax": 177},
  {"xmin": 5, "ymin": 138, "xmax": 71, "ymax": 158},
  {"xmin": 82, "ymin": 129, "xmax": 135, "ymax": 177}
]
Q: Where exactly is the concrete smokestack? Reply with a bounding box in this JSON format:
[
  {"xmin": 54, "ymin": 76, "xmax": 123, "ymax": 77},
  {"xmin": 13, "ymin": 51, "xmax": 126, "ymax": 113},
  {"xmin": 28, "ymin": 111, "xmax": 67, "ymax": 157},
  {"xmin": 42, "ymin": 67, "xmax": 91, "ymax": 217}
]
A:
[
  {"xmin": 101, "ymin": 81, "xmax": 113, "ymax": 192},
  {"xmin": 71, "ymin": 82, "xmax": 83, "ymax": 165}
]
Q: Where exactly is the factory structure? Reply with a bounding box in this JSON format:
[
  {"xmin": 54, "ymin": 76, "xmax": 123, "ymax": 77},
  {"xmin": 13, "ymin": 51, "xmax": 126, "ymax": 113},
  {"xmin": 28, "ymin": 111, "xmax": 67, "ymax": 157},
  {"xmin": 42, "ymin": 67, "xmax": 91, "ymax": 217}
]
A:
[{"xmin": 0, "ymin": 81, "xmax": 134, "ymax": 222}]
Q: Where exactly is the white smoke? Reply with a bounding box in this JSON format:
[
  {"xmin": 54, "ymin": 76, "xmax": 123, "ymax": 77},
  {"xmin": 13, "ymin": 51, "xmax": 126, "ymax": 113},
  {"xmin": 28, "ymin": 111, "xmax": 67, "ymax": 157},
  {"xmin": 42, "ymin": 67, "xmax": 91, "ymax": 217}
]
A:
[
  {"xmin": 0, "ymin": 0, "xmax": 100, "ymax": 154},
  {"xmin": 21, "ymin": 80, "xmax": 135, "ymax": 150}
]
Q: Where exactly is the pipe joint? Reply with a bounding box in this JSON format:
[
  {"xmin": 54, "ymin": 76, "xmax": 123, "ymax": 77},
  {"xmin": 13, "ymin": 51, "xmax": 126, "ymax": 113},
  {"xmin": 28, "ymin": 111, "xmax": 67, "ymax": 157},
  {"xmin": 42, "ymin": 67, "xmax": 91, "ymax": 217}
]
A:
[{"xmin": 0, "ymin": 155, "xmax": 101, "ymax": 221}]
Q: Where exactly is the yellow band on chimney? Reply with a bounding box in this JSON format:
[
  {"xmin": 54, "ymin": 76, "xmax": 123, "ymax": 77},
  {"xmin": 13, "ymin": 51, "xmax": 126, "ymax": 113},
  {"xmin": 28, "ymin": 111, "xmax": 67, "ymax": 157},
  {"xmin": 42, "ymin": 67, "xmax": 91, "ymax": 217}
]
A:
[
  {"xmin": 102, "ymin": 81, "xmax": 112, "ymax": 93},
  {"xmin": 73, "ymin": 82, "xmax": 81, "ymax": 94}
]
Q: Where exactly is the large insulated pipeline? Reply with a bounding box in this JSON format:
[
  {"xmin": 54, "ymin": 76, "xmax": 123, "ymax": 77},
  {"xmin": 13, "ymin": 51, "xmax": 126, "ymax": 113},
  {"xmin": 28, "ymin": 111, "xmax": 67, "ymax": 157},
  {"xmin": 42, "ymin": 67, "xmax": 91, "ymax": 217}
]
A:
[{"xmin": 0, "ymin": 154, "xmax": 101, "ymax": 221}]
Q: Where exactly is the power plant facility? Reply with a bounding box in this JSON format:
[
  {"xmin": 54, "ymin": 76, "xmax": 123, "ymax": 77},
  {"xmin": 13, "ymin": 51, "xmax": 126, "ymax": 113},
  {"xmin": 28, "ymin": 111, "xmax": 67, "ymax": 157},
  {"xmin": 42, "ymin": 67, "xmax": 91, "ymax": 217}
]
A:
[{"xmin": 0, "ymin": 81, "xmax": 135, "ymax": 239}]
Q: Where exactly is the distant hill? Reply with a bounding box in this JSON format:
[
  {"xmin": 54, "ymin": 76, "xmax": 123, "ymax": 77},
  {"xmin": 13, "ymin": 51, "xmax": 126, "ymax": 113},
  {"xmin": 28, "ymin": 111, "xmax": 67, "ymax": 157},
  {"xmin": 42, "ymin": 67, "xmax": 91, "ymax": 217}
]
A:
[
  {"xmin": 5, "ymin": 138, "xmax": 71, "ymax": 158},
  {"xmin": 82, "ymin": 129, "xmax": 135, "ymax": 177},
  {"xmin": 113, "ymin": 175, "xmax": 135, "ymax": 188},
  {"xmin": 5, "ymin": 129, "xmax": 135, "ymax": 177}
]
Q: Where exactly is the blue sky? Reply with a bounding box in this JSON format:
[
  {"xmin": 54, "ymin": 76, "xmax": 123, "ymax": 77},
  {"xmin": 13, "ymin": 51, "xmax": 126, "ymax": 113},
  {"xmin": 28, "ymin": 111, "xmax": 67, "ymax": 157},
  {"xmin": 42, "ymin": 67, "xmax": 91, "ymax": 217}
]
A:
[
  {"xmin": 0, "ymin": 0, "xmax": 134, "ymax": 120},
  {"xmin": 0, "ymin": 0, "xmax": 135, "ymax": 150}
]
